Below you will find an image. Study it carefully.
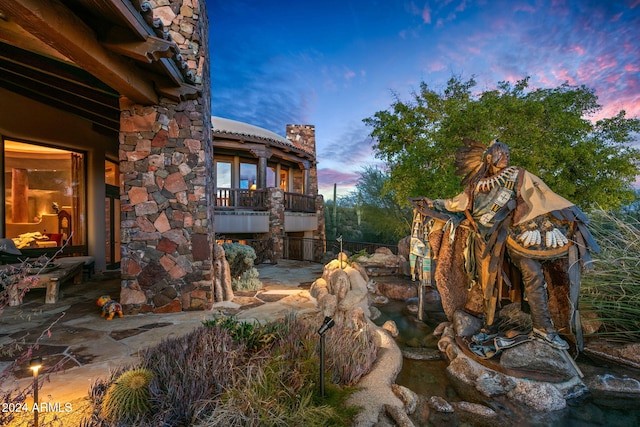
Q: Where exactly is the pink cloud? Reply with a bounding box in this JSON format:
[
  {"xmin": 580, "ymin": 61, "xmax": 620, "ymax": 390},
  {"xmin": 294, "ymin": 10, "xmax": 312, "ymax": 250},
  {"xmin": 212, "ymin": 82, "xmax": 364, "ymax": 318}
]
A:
[
  {"xmin": 610, "ymin": 12, "xmax": 623, "ymax": 23},
  {"xmin": 422, "ymin": 5, "xmax": 432, "ymax": 24},
  {"xmin": 606, "ymin": 73, "xmax": 621, "ymax": 84},
  {"xmin": 595, "ymin": 54, "xmax": 618, "ymax": 71},
  {"xmin": 551, "ymin": 68, "xmax": 577, "ymax": 85},
  {"xmin": 567, "ymin": 45, "xmax": 585, "ymax": 55},
  {"xmin": 428, "ymin": 60, "xmax": 447, "ymax": 72},
  {"xmin": 624, "ymin": 64, "xmax": 640, "ymax": 72},
  {"xmin": 318, "ymin": 168, "xmax": 361, "ymax": 196}
]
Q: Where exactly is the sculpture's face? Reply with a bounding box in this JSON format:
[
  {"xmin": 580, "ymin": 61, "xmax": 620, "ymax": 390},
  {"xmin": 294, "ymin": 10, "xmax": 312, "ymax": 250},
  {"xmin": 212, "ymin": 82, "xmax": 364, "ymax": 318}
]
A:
[{"xmin": 485, "ymin": 142, "xmax": 510, "ymax": 174}]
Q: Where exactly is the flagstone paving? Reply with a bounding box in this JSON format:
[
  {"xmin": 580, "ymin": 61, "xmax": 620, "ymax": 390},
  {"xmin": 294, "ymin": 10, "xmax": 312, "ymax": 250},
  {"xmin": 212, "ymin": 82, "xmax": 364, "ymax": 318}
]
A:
[{"xmin": 0, "ymin": 260, "xmax": 327, "ymax": 424}]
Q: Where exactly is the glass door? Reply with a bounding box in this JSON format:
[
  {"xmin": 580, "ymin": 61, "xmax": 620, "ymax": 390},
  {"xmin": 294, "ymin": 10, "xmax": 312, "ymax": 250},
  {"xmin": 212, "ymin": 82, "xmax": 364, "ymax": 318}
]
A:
[{"xmin": 105, "ymin": 161, "xmax": 120, "ymax": 269}]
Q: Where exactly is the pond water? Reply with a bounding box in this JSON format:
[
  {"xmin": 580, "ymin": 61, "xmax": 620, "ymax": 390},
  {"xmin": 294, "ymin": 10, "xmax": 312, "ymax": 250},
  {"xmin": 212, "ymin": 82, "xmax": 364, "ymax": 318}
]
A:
[{"xmin": 373, "ymin": 300, "xmax": 640, "ymax": 426}]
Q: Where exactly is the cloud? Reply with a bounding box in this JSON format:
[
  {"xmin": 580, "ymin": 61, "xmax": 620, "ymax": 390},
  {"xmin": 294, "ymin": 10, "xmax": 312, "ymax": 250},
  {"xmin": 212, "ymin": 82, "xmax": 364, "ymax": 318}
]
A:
[
  {"xmin": 344, "ymin": 69, "xmax": 357, "ymax": 81},
  {"xmin": 210, "ymin": 33, "xmax": 316, "ymax": 135},
  {"xmin": 318, "ymin": 168, "xmax": 361, "ymax": 186},
  {"xmin": 422, "ymin": 5, "xmax": 432, "ymax": 24},
  {"xmin": 317, "ymin": 122, "xmax": 375, "ymax": 165},
  {"xmin": 317, "ymin": 168, "xmax": 361, "ymax": 198}
]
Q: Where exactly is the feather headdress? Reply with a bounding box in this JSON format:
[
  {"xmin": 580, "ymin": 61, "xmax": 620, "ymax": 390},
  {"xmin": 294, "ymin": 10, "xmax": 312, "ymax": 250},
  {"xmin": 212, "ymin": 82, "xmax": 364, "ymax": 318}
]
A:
[
  {"xmin": 454, "ymin": 138, "xmax": 489, "ymax": 186},
  {"xmin": 454, "ymin": 138, "xmax": 509, "ymax": 187}
]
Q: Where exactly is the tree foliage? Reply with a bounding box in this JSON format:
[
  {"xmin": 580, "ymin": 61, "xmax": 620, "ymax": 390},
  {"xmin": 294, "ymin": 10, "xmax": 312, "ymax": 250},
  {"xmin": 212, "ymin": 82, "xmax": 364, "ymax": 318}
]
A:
[
  {"xmin": 344, "ymin": 166, "xmax": 412, "ymax": 244},
  {"xmin": 324, "ymin": 167, "xmax": 412, "ymax": 244},
  {"xmin": 363, "ymin": 76, "xmax": 640, "ymax": 211}
]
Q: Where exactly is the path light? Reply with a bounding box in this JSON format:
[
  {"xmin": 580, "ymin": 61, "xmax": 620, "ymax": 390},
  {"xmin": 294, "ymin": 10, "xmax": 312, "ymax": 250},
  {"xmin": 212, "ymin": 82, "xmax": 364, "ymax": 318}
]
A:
[
  {"xmin": 317, "ymin": 316, "xmax": 335, "ymax": 398},
  {"xmin": 30, "ymin": 357, "xmax": 42, "ymax": 427},
  {"xmin": 336, "ymin": 235, "xmax": 343, "ymax": 268}
]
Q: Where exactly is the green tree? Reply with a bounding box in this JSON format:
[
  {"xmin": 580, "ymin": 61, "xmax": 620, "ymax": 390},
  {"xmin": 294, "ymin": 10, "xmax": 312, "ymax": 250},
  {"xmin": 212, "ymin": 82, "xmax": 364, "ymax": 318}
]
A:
[
  {"xmin": 324, "ymin": 197, "xmax": 361, "ymax": 242},
  {"xmin": 363, "ymin": 76, "xmax": 640, "ymax": 210},
  {"xmin": 342, "ymin": 166, "xmax": 412, "ymax": 244}
]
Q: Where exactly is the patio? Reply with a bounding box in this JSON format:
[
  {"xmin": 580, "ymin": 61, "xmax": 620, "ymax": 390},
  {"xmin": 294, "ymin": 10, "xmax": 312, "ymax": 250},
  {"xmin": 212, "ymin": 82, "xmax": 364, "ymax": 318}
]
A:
[{"xmin": 0, "ymin": 261, "xmax": 323, "ymax": 425}]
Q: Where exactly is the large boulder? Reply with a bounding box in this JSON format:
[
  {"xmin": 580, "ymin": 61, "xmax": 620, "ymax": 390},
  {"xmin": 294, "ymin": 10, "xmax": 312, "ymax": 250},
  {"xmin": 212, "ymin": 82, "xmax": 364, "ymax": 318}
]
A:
[
  {"xmin": 312, "ymin": 259, "xmax": 371, "ymax": 322},
  {"xmin": 436, "ymin": 320, "xmax": 588, "ymax": 413}
]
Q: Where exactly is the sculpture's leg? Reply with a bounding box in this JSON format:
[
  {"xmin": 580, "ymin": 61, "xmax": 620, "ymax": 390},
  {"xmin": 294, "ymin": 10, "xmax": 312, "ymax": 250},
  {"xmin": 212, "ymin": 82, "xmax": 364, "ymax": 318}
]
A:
[
  {"xmin": 509, "ymin": 251, "xmax": 569, "ymax": 350},
  {"xmin": 512, "ymin": 254, "xmax": 552, "ymax": 330}
]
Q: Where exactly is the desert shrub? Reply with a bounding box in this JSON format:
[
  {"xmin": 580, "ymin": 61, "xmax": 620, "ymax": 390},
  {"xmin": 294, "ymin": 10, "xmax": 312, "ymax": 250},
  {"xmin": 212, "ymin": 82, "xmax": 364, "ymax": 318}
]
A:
[
  {"xmin": 323, "ymin": 315, "xmax": 378, "ymax": 385},
  {"xmin": 232, "ymin": 266, "xmax": 262, "ymax": 291},
  {"xmin": 223, "ymin": 243, "xmax": 257, "ymax": 278},
  {"xmin": 203, "ymin": 313, "xmax": 282, "ymax": 350},
  {"xmin": 82, "ymin": 313, "xmax": 372, "ymax": 426},
  {"xmin": 348, "ymin": 249, "xmax": 369, "ymax": 263},
  {"xmin": 142, "ymin": 326, "xmax": 249, "ymax": 426},
  {"xmin": 193, "ymin": 314, "xmax": 360, "ymax": 427},
  {"xmin": 580, "ymin": 210, "xmax": 640, "ymax": 341}
]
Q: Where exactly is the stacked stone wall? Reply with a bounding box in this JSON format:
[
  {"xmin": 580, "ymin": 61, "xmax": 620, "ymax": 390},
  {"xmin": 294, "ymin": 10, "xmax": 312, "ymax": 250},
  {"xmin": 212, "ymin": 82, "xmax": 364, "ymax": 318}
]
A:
[
  {"xmin": 265, "ymin": 188, "xmax": 285, "ymax": 263},
  {"xmin": 286, "ymin": 124, "xmax": 318, "ymax": 196},
  {"xmin": 118, "ymin": 0, "xmax": 213, "ymax": 312},
  {"xmin": 285, "ymin": 124, "xmax": 324, "ymax": 250}
]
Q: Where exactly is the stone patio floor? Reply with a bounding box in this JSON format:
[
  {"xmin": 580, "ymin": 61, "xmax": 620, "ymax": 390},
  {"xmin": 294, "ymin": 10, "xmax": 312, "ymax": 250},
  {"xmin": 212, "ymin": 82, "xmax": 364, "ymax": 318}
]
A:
[{"xmin": 0, "ymin": 260, "xmax": 325, "ymax": 425}]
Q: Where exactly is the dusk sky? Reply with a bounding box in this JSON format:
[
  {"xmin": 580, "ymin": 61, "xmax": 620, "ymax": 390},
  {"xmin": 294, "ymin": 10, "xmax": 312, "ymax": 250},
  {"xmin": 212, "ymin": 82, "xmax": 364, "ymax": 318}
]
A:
[{"xmin": 208, "ymin": 0, "xmax": 640, "ymax": 200}]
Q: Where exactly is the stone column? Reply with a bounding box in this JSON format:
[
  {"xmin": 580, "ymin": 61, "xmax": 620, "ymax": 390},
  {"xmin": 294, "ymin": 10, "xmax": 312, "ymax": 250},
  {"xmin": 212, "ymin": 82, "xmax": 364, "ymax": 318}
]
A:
[
  {"xmin": 265, "ymin": 187, "xmax": 284, "ymax": 263},
  {"xmin": 285, "ymin": 124, "xmax": 324, "ymax": 256},
  {"xmin": 286, "ymin": 124, "xmax": 318, "ymax": 196},
  {"xmin": 118, "ymin": 0, "xmax": 213, "ymax": 313}
]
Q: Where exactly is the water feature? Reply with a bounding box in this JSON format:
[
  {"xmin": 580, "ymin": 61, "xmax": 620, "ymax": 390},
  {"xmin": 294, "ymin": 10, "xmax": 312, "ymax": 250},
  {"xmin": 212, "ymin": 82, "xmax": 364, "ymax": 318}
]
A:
[{"xmin": 373, "ymin": 300, "xmax": 640, "ymax": 426}]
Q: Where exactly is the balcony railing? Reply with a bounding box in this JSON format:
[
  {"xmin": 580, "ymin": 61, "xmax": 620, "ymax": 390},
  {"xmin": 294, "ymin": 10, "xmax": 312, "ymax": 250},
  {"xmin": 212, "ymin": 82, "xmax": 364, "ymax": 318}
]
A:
[
  {"xmin": 284, "ymin": 192, "xmax": 316, "ymax": 213},
  {"xmin": 214, "ymin": 188, "xmax": 317, "ymax": 213},
  {"xmin": 215, "ymin": 188, "xmax": 268, "ymax": 210}
]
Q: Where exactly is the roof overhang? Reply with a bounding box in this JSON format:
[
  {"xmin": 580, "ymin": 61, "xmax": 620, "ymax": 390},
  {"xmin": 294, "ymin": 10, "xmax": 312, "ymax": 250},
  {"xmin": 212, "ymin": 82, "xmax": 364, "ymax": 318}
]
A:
[{"xmin": 0, "ymin": 0, "xmax": 202, "ymax": 135}]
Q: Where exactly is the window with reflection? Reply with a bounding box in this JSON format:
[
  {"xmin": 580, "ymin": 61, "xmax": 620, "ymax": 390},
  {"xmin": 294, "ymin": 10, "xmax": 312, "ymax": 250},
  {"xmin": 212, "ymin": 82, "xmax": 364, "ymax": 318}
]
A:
[
  {"xmin": 215, "ymin": 160, "xmax": 231, "ymax": 188},
  {"xmin": 240, "ymin": 162, "xmax": 257, "ymax": 189},
  {"xmin": 267, "ymin": 166, "xmax": 276, "ymax": 188},
  {"xmin": 3, "ymin": 140, "xmax": 86, "ymax": 249}
]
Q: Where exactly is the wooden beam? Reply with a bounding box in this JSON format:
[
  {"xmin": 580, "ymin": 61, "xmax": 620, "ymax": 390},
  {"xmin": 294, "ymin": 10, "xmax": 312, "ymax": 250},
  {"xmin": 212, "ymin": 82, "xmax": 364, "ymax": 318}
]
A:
[
  {"xmin": 0, "ymin": 0, "xmax": 158, "ymax": 104},
  {"xmin": 102, "ymin": 34, "xmax": 178, "ymax": 63},
  {"xmin": 156, "ymin": 82, "xmax": 201, "ymax": 102},
  {"xmin": 95, "ymin": 0, "xmax": 152, "ymax": 39}
]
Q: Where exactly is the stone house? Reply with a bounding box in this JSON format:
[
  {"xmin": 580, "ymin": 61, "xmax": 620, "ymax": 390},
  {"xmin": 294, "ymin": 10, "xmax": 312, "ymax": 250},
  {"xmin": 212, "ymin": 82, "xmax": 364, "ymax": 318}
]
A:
[
  {"xmin": 0, "ymin": 0, "xmax": 240, "ymax": 313},
  {"xmin": 212, "ymin": 117, "xmax": 326, "ymax": 263}
]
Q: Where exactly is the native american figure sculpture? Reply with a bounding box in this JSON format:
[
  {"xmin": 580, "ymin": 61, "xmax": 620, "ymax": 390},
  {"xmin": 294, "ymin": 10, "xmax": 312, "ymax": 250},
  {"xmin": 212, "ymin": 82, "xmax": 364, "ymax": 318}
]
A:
[{"xmin": 411, "ymin": 139, "xmax": 599, "ymax": 354}]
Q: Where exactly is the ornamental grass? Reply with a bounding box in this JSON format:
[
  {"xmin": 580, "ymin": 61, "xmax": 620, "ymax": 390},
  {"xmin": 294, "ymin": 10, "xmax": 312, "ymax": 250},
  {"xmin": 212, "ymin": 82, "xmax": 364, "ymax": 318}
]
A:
[
  {"xmin": 579, "ymin": 210, "xmax": 640, "ymax": 342},
  {"xmin": 81, "ymin": 312, "xmax": 374, "ymax": 426}
]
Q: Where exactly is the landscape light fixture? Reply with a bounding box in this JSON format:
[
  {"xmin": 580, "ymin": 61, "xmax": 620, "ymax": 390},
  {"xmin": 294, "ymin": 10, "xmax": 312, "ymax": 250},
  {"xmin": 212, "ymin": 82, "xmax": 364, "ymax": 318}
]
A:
[
  {"xmin": 317, "ymin": 316, "xmax": 335, "ymax": 398},
  {"xmin": 30, "ymin": 357, "xmax": 42, "ymax": 427},
  {"xmin": 336, "ymin": 235, "xmax": 344, "ymax": 268},
  {"xmin": 317, "ymin": 316, "xmax": 335, "ymax": 336}
]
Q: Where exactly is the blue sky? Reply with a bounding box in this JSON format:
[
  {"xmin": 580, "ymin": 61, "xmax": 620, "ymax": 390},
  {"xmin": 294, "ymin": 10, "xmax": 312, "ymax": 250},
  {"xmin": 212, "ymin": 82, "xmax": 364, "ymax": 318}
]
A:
[{"xmin": 208, "ymin": 0, "xmax": 640, "ymax": 200}]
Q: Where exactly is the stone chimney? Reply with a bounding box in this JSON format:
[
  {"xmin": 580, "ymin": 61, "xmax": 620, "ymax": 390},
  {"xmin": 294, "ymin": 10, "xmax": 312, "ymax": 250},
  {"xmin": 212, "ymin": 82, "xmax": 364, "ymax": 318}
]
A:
[{"xmin": 286, "ymin": 124, "xmax": 318, "ymax": 196}]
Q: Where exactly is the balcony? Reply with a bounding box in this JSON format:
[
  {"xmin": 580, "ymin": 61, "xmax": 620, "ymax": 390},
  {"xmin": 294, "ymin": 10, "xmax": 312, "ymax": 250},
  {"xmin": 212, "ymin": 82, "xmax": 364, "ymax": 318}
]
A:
[
  {"xmin": 214, "ymin": 188, "xmax": 316, "ymax": 213},
  {"xmin": 214, "ymin": 188, "xmax": 268, "ymax": 210},
  {"xmin": 214, "ymin": 188, "xmax": 318, "ymax": 234}
]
